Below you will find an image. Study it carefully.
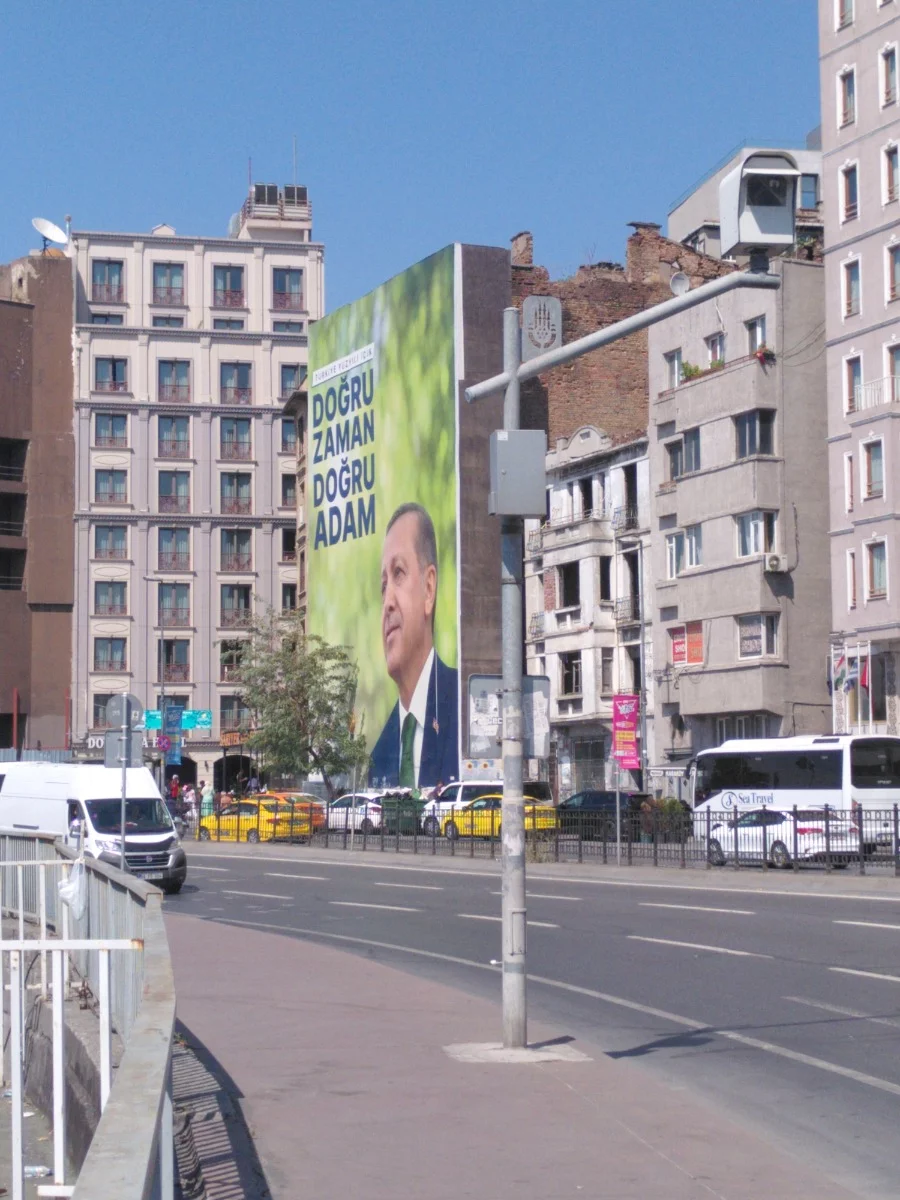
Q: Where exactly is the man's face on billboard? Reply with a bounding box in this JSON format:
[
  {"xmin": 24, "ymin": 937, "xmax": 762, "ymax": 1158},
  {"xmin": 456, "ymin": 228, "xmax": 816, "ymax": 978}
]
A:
[{"xmin": 381, "ymin": 512, "xmax": 436, "ymax": 697}]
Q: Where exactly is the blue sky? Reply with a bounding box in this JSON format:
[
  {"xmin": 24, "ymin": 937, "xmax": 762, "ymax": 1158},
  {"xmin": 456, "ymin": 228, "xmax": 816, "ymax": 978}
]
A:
[{"xmin": 1, "ymin": 0, "xmax": 819, "ymax": 310}]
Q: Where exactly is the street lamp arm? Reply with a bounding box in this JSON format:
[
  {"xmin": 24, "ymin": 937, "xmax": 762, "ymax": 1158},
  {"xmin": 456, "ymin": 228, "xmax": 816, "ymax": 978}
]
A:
[{"xmin": 465, "ymin": 267, "xmax": 781, "ymax": 403}]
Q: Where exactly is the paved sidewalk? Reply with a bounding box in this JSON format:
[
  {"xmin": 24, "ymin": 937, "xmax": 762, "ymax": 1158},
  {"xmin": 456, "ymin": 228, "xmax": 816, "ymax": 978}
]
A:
[{"xmin": 165, "ymin": 912, "xmax": 863, "ymax": 1200}]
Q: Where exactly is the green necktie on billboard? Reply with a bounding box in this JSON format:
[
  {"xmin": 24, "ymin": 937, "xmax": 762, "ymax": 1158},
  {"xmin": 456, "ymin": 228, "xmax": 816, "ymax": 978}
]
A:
[{"xmin": 399, "ymin": 713, "xmax": 416, "ymax": 788}]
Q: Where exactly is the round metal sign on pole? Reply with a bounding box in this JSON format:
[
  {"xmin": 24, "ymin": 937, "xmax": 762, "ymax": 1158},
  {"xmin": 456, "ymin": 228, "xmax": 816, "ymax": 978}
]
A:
[{"xmin": 105, "ymin": 693, "xmax": 144, "ymax": 729}]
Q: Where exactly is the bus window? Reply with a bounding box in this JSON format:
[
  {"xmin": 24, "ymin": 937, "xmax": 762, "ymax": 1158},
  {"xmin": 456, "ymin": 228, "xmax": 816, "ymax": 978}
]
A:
[{"xmin": 851, "ymin": 739, "xmax": 900, "ymax": 789}]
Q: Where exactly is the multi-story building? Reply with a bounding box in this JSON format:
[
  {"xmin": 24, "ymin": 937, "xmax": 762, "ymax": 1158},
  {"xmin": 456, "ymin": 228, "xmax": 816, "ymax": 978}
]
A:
[
  {"xmin": 647, "ymin": 257, "xmax": 831, "ymax": 767},
  {"xmin": 69, "ymin": 184, "xmax": 323, "ymax": 786},
  {"xmin": 0, "ymin": 254, "xmax": 75, "ymax": 752},
  {"xmin": 819, "ymin": 0, "xmax": 900, "ymax": 732},
  {"xmin": 524, "ymin": 430, "xmax": 653, "ymax": 795}
]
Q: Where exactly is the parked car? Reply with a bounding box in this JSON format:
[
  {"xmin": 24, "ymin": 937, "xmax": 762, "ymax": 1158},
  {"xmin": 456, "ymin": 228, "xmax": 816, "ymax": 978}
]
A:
[
  {"xmin": 441, "ymin": 795, "xmax": 557, "ymax": 841},
  {"xmin": 327, "ymin": 793, "xmax": 383, "ymax": 833},
  {"xmin": 266, "ymin": 791, "xmax": 326, "ymax": 831},
  {"xmin": 556, "ymin": 790, "xmax": 639, "ymax": 840},
  {"xmin": 705, "ymin": 806, "xmax": 860, "ymax": 867},
  {"xmin": 422, "ymin": 780, "xmax": 552, "ymax": 837},
  {"xmin": 198, "ymin": 797, "xmax": 309, "ymax": 843}
]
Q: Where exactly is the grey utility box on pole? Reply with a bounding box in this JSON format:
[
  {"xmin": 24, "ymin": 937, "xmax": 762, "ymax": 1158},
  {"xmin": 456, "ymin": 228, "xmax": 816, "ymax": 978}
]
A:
[{"xmin": 488, "ymin": 429, "xmax": 547, "ymax": 517}]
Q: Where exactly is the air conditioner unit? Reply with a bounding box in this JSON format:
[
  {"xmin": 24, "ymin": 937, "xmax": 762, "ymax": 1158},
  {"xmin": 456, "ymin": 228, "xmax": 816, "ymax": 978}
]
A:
[{"xmin": 765, "ymin": 553, "xmax": 789, "ymax": 573}]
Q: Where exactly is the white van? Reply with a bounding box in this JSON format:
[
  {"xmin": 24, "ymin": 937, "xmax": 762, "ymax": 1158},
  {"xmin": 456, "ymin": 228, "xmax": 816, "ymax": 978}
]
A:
[{"xmin": 0, "ymin": 763, "xmax": 187, "ymax": 894}]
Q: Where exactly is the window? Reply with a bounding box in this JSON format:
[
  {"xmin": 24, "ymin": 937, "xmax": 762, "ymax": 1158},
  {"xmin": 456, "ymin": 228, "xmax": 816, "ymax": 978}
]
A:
[
  {"xmin": 848, "ymin": 549, "xmax": 857, "ymax": 609},
  {"xmin": 213, "ymin": 265, "xmax": 244, "ymax": 308},
  {"xmin": 155, "ymin": 694, "xmax": 190, "ymax": 719},
  {"xmin": 221, "ymin": 584, "xmax": 252, "ymax": 628},
  {"xmin": 746, "ymin": 176, "xmax": 788, "ymax": 207},
  {"xmin": 92, "ymin": 694, "xmax": 114, "ymax": 729},
  {"xmin": 273, "ymin": 267, "xmax": 304, "ymax": 310},
  {"xmin": 152, "ymin": 263, "xmax": 184, "ymax": 306},
  {"xmin": 736, "ymin": 510, "xmax": 777, "ymax": 557},
  {"xmin": 864, "ymin": 440, "xmax": 884, "ymax": 498},
  {"xmin": 94, "ymin": 637, "xmax": 127, "ymax": 672},
  {"xmin": 666, "ymin": 532, "xmax": 685, "ymax": 579},
  {"xmin": 599, "ymin": 555, "xmax": 612, "ymax": 601},
  {"xmin": 221, "ymin": 472, "xmax": 252, "ymax": 515},
  {"xmin": 706, "ymin": 332, "xmax": 725, "ymax": 366},
  {"xmin": 159, "ymin": 470, "xmax": 190, "ymax": 513},
  {"xmin": 887, "ymin": 145, "xmax": 899, "ymax": 202},
  {"xmin": 159, "ymin": 639, "xmax": 190, "ymax": 682},
  {"xmin": 844, "ymin": 259, "xmax": 861, "ymax": 317},
  {"xmin": 280, "ymin": 363, "xmax": 300, "ymax": 398},
  {"xmin": 845, "ymin": 451, "xmax": 855, "ymax": 512},
  {"xmin": 683, "ymin": 428, "xmax": 701, "ymax": 473},
  {"xmin": 889, "ymin": 245, "xmax": 900, "ymax": 301},
  {"xmin": 92, "ymin": 313, "xmax": 123, "ymax": 326},
  {"xmin": 666, "ymin": 440, "xmax": 684, "ymax": 481},
  {"xmin": 670, "ymin": 620, "xmax": 704, "ymax": 666},
  {"xmin": 664, "ymin": 349, "xmax": 682, "ymax": 389},
  {"xmin": 867, "ymin": 541, "xmax": 887, "ymax": 598},
  {"xmin": 559, "ymin": 561, "xmax": 580, "ymax": 608},
  {"xmin": 280, "ymin": 418, "xmax": 297, "ymax": 453},
  {"xmin": 560, "ymin": 651, "xmax": 582, "ymax": 696},
  {"xmin": 220, "ymin": 695, "xmax": 251, "ymax": 732},
  {"xmin": 159, "ymin": 582, "xmax": 190, "ymax": 627},
  {"xmin": 837, "ymin": 0, "xmax": 853, "ymax": 28},
  {"xmin": 685, "ymin": 524, "xmax": 703, "ymax": 568},
  {"xmin": 800, "ymin": 174, "xmax": 819, "ymax": 209},
  {"xmin": 280, "ymin": 474, "xmax": 297, "ymax": 508},
  {"xmin": 159, "ymin": 527, "xmax": 190, "ymax": 571},
  {"xmin": 220, "ymin": 641, "xmax": 244, "ymax": 683},
  {"xmin": 890, "ymin": 345, "xmax": 900, "ymax": 401},
  {"xmin": 282, "ymin": 582, "xmax": 298, "ymax": 612},
  {"xmin": 735, "ymin": 410, "xmax": 775, "ymax": 458},
  {"xmin": 600, "ymin": 647, "xmax": 614, "ymax": 694},
  {"xmin": 213, "ymin": 318, "xmax": 244, "ymax": 331},
  {"xmin": 839, "ymin": 69, "xmax": 856, "ymax": 126},
  {"xmin": 884, "ymin": 46, "xmax": 897, "ymax": 106},
  {"xmin": 845, "ymin": 355, "xmax": 862, "ymax": 412},
  {"xmin": 221, "ymin": 528, "xmax": 252, "ymax": 571},
  {"xmin": 91, "ymin": 260, "xmax": 123, "ymax": 304},
  {"xmin": 95, "ymin": 413, "xmax": 127, "ymax": 448},
  {"xmin": 273, "ymin": 321, "xmax": 304, "ymax": 333},
  {"xmin": 94, "ymin": 469, "xmax": 127, "ymax": 504},
  {"xmin": 152, "ymin": 316, "xmax": 184, "ymax": 328},
  {"xmin": 842, "ymin": 164, "xmax": 859, "ymax": 220},
  {"xmin": 95, "ymin": 525, "xmax": 127, "ymax": 560},
  {"xmin": 221, "ymin": 362, "xmax": 252, "ymax": 405},
  {"xmin": 94, "ymin": 581, "xmax": 126, "ymax": 616},
  {"xmin": 281, "ymin": 527, "xmax": 297, "ymax": 561},
  {"xmin": 158, "ymin": 360, "xmax": 190, "ymax": 403},
  {"xmin": 221, "ymin": 417, "xmax": 252, "ymax": 460},
  {"xmin": 746, "ymin": 316, "xmax": 766, "ymax": 354},
  {"xmin": 737, "ymin": 614, "xmax": 779, "ymax": 659},
  {"xmin": 94, "ymin": 358, "xmax": 128, "ymax": 393},
  {"xmin": 158, "ymin": 415, "xmax": 189, "ymax": 459},
  {"xmin": 578, "ymin": 477, "xmax": 593, "ymax": 515}
]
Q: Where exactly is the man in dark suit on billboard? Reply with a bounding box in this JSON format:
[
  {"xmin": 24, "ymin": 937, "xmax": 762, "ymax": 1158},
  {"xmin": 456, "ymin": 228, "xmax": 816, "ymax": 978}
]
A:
[{"xmin": 369, "ymin": 503, "xmax": 459, "ymax": 789}]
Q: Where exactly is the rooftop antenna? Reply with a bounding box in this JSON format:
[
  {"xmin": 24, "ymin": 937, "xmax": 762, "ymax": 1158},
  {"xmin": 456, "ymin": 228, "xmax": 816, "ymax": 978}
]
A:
[{"xmin": 31, "ymin": 217, "xmax": 68, "ymax": 255}]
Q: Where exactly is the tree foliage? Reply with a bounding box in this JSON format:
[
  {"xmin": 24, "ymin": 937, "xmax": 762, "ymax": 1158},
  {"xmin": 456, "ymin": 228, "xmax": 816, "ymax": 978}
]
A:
[{"xmin": 235, "ymin": 609, "xmax": 368, "ymax": 798}]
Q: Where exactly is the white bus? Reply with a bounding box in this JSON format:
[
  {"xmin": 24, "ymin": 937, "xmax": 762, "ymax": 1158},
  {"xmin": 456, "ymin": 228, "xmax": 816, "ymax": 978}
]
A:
[{"xmin": 691, "ymin": 734, "xmax": 900, "ymax": 813}]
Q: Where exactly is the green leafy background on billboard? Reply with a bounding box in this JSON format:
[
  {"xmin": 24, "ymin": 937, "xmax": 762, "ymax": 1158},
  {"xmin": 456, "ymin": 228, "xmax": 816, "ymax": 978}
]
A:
[{"xmin": 307, "ymin": 245, "xmax": 457, "ymax": 742}]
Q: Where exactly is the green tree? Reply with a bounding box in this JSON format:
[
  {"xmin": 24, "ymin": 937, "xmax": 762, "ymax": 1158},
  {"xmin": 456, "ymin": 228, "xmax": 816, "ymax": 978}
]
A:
[{"xmin": 235, "ymin": 609, "xmax": 368, "ymax": 798}]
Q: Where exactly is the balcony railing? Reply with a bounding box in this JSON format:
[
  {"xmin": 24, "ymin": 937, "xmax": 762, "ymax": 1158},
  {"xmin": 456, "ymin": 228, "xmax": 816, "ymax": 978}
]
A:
[
  {"xmin": 159, "ymin": 607, "xmax": 191, "ymax": 628},
  {"xmin": 159, "ymin": 495, "xmax": 190, "ymax": 513},
  {"xmin": 526, "ymin": 528, "xmax": 543, "ymax": 555},
  {"xmin": 92, "ymin": 284, "xmax": 124, "ymax": 303},
  {"xmin": 528, "ymin": 612, "xmax": 545, "ymax": 640},
  {"xmin": 152, "ymin": 287, "xmax": 184, "ymax": 306},
  {"xmin": 280, "ymin": 437, "xmax": 298, "ymax": 453},
  {"xmin": 160, "ymin": 662, "xmax": 190, "ymax": 683},
  {"xmin": 213, "ymin": 289, "xmax": 245, "ymax": 309},
  {"xmin": 221, "ymin": 387, "xmax": 252, "ymax": 406},
  {"xmin": 220, "ymin": 662, "xmax": 242, "ymax": 682},
  {"xmin": 222, "ymin": 553, "xmax": 252, "ymax": 571},
  {"xmin": 273, "ymin": 291, "xmax": 304, "ymax": 311},
  {"xmin": 96, "ymin": 546, "xmax": 128, "ymax": 561},
  {"xmin": 220, "ymin": 713, "xmax": 250, "ymax": 732},
  {"xmin": 851, "ymin": 375, "xmax": 900, "ymax": 412},
  {"xmin": 221, "ymin": 608, "xmax": 252, "ymax": 628},
  {"xmin": 614, "ymin": 595, "xmax": 641, "ymax": 625},
  {"xmin": 221, "ymin": 440, "xmax": 252, "ymax": 460},
  {"xmin": 612, "ymin": 505, "xmax": 639, "ymax": 532},
  {"xmin": 158, "ymin": 438, "xmax": 190, "ymax": 459},
  {"xmin": 94, "ymin": 603, "xmax": 127, "ymax": 616},
  {"xmin": 95, "ymin": 434, "xmax": 128, "ymax": 448},
  {"xmin": 158, "ymin": 552, "xmax": 190, "ymax": 571},
  {"xmin": 221, "ymin": 497, "xmax": 251, "ymax": 515},
  {"xmin": 94, "ymin": 491, "xmax": 128, "ymax": 505},
  {"xmin": 280, "ymin": 548, "xmax": 297, "ymax": 563},
  {"xmin": 158, "ymin": 384, "xmax": 190, "ymax": 404},
  {"xmin": 94, "ymin": 658, "xmax": 127, "ymax": 672},
  {"xmin": 94, "ymin": 379, "xmax": 128, "ymax": 393}
]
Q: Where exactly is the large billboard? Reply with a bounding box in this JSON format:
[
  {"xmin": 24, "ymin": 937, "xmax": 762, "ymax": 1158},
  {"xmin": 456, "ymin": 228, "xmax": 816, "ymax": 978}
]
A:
[{"xmin": 308, "ymin": 246, "xmax": 460, "ymax": 789}]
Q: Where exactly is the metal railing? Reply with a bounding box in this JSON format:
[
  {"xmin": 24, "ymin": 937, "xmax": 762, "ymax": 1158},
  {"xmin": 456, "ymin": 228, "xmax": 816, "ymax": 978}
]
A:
[
  {"xmin": 221, "ymin": 387, "xmax": 252, "ymax": 406},
  {"xmin": 158, "ymin": 384, "xmax": 190, "ymax": 404},
  {"xmin": 152, "ymin": 288, "xmax": 184, "ymax": 306},
  {"xmin": 221, "ymin": 440, "xmax": 252, "ymax": 460},
  {"xmin": 614, "ymin": 595, "xmax": 641, "ymax": 624},
  {"xmin": 91, "ymin": 285, "xmax": 124, "ymax": 304},
  {"xmin": 158, "ymin": 438, "xmax": 191, "ymax": 459},
  {"xmin": 159, "ymin": 662, "xmax": 190, "ymax": 682},
  {"xmin": 158, "ymin": 552, "xmax": 190, "ymax": 571},
  {"xmin": 213, "ymin": 290, "xmax": 245, "ymax": 309},
  {"xmin": 612, "ymin": 504, "xmax": 639, "ymax": 532},
  {"xmin": 158, "ymin": 495, "xmax": 190, "ymax": 513},
  {"xmin": 852, "ymin": 374, "xmax": 900, "ymax": 412},
  {"xmin": 273, "ymin": 292, "xmax": 304, "ymax": 311},
  {"xmin": 221, "ymin": 553, "xmax": 252, "ymax": 571},
  {"xmin": 221, "ymin": 497, "xmax": 251, "ymax": 514}
]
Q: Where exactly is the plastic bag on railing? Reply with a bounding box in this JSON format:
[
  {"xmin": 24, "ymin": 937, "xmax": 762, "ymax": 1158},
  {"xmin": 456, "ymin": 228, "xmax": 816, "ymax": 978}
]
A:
[{"xmin": 57, "ymin": 859, "xmax": 86, "ymax": 922}]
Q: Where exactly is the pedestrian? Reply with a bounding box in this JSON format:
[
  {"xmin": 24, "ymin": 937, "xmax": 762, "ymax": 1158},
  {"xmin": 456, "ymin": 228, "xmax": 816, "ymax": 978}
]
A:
[
  {"xmin": 183, "ymin": 783, "xmax": 197, "ymax": 826},
  {"xmin": 248, "ymin": 773, "xmax": 260, "ymax": 793},
  {"xmin": 168, "ymin": 774, "xmax": 180, "ymax": 803},
  {"xmin": 200, "ymin": 779, "xmax": 214, "ymax": 818}
]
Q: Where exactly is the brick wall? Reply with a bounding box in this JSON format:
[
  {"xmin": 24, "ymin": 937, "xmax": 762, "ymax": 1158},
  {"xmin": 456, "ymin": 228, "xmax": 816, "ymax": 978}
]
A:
[
  {"xmin": 512, "ymin": 224, "xmax": 733, "ymax": 447},
  {"xmin": 543, "ymin": 567, "xmax": 557, "ymax": 614}
]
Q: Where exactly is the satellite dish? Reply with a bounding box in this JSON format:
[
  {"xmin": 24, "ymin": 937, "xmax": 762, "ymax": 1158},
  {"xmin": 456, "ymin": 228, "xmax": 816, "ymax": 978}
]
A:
[
  {"xmin": 31, "ymin": 217, "xmax": 68, "ymax": 253},
  {"xmin": 670, "ymin": 272, "xmax": 690, "ymax": 297}
]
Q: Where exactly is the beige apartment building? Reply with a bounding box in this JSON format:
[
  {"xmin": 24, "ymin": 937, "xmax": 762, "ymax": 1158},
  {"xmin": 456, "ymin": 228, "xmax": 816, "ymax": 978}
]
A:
[
  {"xmin": 70, "ymin": 185, "xmax": 322, "ymax": 786},
  {"xmin": 820, "ymin": 0, "xmax": 900, "ymax": 732}
]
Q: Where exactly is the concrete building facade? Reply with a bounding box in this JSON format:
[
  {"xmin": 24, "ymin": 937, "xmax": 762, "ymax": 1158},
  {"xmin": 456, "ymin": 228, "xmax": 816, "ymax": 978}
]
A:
[
  {"xmin": 819, "ymin": 0, "xmax": 900, "ymax": 732},
  {"xmin": 69, "ymin": 185, "xmax": 322, "ymax": 785}
]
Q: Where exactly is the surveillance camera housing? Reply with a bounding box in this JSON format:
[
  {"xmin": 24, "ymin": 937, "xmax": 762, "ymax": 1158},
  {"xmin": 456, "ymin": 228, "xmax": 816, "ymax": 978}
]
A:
[{"xmin": 719, "ymin": 151, "xmax": 800, "ymax": 258}]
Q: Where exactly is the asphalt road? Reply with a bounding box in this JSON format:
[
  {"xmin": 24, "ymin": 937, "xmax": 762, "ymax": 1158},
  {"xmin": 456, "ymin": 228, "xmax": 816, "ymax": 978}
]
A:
[{"xmin": 166, "ymin": 845, "xmax": 900, "ymax": 1199}]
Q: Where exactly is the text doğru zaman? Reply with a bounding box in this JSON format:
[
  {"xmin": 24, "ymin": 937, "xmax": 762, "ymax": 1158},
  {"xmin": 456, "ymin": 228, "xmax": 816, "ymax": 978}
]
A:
[{"xmin": 311, "ymin": 367, "xmax": 376, "ymax": 549}]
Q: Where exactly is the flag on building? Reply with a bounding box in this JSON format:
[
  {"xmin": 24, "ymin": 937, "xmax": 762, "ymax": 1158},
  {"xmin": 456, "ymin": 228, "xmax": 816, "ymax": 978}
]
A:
[
  {"xmin": 844, "ymin": 657, "xmax": 859, "ymax": 692},
  {"xmin": 860, "ymin": 654, "xmax": 870, "ymax": 691},
  {"xmin": 833, "ymin": 653, "xmax": 847, "ymax": 692}
]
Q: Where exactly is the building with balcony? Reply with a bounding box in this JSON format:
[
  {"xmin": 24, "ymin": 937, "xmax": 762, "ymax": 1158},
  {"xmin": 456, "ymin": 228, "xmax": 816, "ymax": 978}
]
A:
[
  {"xmin": 819, "ymin": 1, "xmax": 900, "ymax": 734},
  {"xmin": 524, "ymin": 428, "xmax": 654, "ymax": 796},
  {"xmin": 647, "ymin": 257, "xmax": 831, "ymax": 767},
  {"xmin": 70, "ymin": 184, "xmax": 323, "ymax": 785},
  {"xmin": 0, "ymin": 255, "xmax": 75, "ymax": 752}
]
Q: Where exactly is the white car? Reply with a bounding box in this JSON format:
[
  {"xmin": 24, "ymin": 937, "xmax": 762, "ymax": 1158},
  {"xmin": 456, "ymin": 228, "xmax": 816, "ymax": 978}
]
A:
[
  {"xmin": 704, "ymin": 806, "xmax": 860, "ymax": 867},
  {"xmin": 420, "ymin": 780, "xmax": 553, "ymax": 837},
  {"xmin": 327, "ymin": 793, "xmax": 383, "ymax": 833}
]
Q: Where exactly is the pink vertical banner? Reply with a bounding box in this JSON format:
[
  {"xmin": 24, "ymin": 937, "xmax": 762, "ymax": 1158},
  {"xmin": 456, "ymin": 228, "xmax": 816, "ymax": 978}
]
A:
[{"xmin": 612, "ymin": 694, "xmax": 641, "ymax": 770}]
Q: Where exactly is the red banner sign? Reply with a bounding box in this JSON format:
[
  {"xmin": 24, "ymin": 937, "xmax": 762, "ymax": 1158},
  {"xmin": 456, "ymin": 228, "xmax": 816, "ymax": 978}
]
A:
[{"xmin": 612, "ymin": 694, "xmax": 641, "ymax": 770}]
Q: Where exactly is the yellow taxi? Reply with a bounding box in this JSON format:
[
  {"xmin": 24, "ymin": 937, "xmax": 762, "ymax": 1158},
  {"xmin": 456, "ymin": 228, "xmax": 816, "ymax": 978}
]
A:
[
  {"xmin": 267, "ymin": 791, "xmax": 327, "ymax": 831},
  {"xmin": 198, "ymin": 796, "xmax": 315, "ymax": 843},
  {"xmin": 440, "ymin": 794, "xmax": 557, "ymax": 841}
]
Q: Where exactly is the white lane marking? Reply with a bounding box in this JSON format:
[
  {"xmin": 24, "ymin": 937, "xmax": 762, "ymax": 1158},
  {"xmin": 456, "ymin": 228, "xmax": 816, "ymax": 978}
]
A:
[
  {"xmin": 490, "ymin": 891, "xmax": 581, "ymax": 901},
  {"xmin": 640, "ymin": 902, "xmax": 755, "ymax": 916},
  {"xmin": 830, "ymin": 966, "xmax": 900, "ymax": 984},
  {"xmin": 834, "ymin": 919, "xmax": 900, "ymax": 931},
  {"xmin": 459, "ymin": 914, "xmax": 558, "ymax": 928},
  {"xmin": 529, "ymin": 921, "xmax": 559, "ymax": 929},
  {"xmin": 628, "ymin": 935, "xmax": 771, "ymax": 959},
  {"xmin": 219, "ymin": 917, "xmax": 900, "ymax": 1099},
  {"xmin": 221, "ymin": 890, "xmax": 291, "ymax": 900},
  {"xmin": 784, "ymin": 995, "xmax": 900, "ymax": 1031},
  {"xmin": 329, "ymin": 901, "xmax": 418, "ymax": 913},
  {"xmin": 265, "ymin": 872, "xmax": 329, "ymax": 881},
  {"xmin": 188, "ymin": 865, "xmax": 230, "ymax": 872},
  {"xmin": 374, "ymin": 882, "xmax": 443, "ymax": 892}
]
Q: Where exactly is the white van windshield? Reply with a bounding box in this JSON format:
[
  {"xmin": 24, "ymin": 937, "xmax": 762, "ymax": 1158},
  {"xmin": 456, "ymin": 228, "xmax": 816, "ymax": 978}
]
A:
[{"xmin": 86, "ymin": 799, "xmax": 174, "ymax": 835}]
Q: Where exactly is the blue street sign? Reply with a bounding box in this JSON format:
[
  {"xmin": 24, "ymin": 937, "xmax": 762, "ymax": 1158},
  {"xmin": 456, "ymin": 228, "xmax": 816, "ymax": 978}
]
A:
[
  {"xmin": 144, "ymin": 710, "xmax": 162, "ymax": 730},
  {"xmin": 180, "ymin": 709, "xmax": 213, "ymax": 732}
]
